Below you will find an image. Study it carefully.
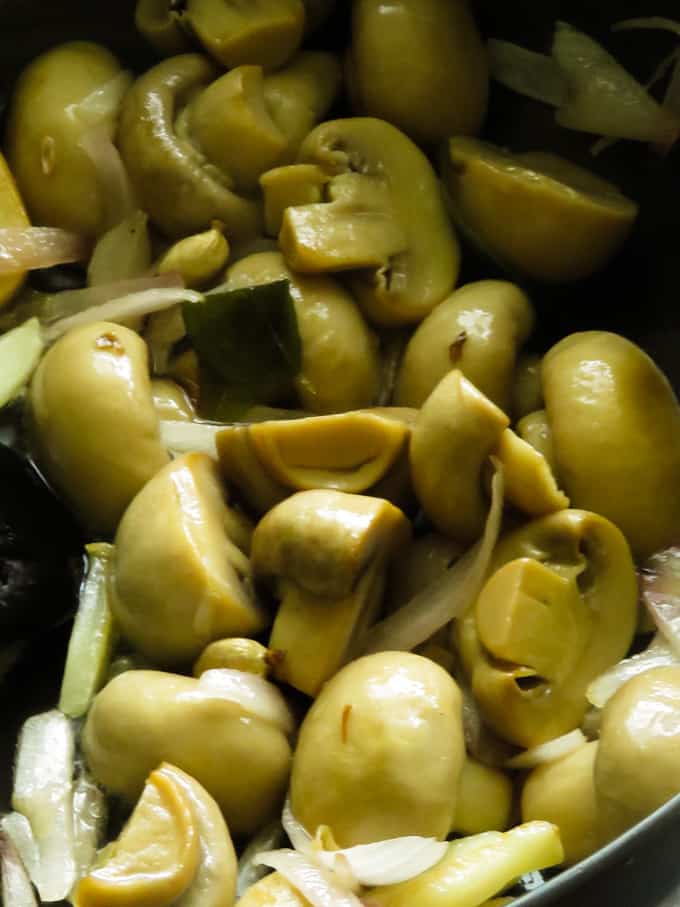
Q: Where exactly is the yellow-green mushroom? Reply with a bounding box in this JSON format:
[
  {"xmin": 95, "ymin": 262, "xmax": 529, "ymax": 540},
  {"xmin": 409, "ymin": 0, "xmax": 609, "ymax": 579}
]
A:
[
  {"xmin": 272, "ymin": 117, "xmax": 460, "ymax": 325},
  {"xmin": 289, "ymin": 652, "xmax": 465, "ymax": 844},
  {"xmin": 224, "ymin": 251, "xmax": 381, "ymax": 413},
  {"xmin": 112, "ymin": 452, "xmax": 265, "ymax": 665},
  {"xmin": 82, "ymin": 667, "xmax": 294, "ymax": 836},
  {"xmin": 28, "ymin": 321, "xmax": 169, "ymax": 536},
  {"xmin": 542, "ymin": 331, "xmax": 680, "ymax": 559},
  {"xmin": 6, "ymin": 42, "xmax": 129, "ymax": 236},
  {"xmin": 348, "ymin": 0, "xmax": 488, "ymax": 145},
  {"xmin": 252, "ymin": 490, "xmax": 410, "ymax": 696},
  {"xmin": 117, "ymin": 54, "xmax": 261, "ymax": 240},
  {"xmin": 456, "ymin": 510, "xmax": 638, "ymax": 747}
]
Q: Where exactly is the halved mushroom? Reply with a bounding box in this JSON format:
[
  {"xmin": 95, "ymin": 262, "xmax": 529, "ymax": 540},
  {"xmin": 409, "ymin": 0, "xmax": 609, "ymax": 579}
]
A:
[
  {"xmin": 224, "ymin": 251, "xmax": 381, "ymax": 414},
  {"xmin": 6, "ymin": 41, "xmax": 129, "ymax": 236},
  {"xmin": 187, "ymin": 53, "xmax": 341, "ymax": 193},
  {"xmin": 117, "ymin": 54, "xmax": 261, "ymax": 240},
  {"xmin": 180, "ymin": 0, "xmax": 304, "ymax": 70},
  {"xmin": 135, "ymin": 0, "xmax": 192, "ymax": 56},
  {"xmin": 455, "ymin": 510, "xmax": 638, "ymax": 747},
  {"xmin": 395, "ymin": 280, "xmax": 534, "ymax": 410},
  {"xmin": 348, "ymin": 0, "xmax": 489, "ymax": 145},
  {"xmin": 270, "ymin": 117, "xmax": 460, "ymax": 325},
  {"xmin": 82, "ymin": 668, "xmax": 294, "ymax": 836},
  {"xmin": 542, "ymin": 331, "xmax": 680, "ymax": 559},
  {"xmin": 595, "ymin": 666, "xmax": 680, "ymax": 844},
  {"xmin": 28, "ymin": 321, "xmax": 170, "ymax": 535},
  {"xmin": 112, "ymin": 452, "xmax": 265, "ymax": 665},
  {"xmin": 410, "ymin": 371, "xmax": 567, "ymax": 542},
  {"xmin": 252, "ymin": 489, "xmax": 410, "ymax": 695},
  {"xmin": 72, "ymin": 763, "xmax": 237, "ymax": 907}
]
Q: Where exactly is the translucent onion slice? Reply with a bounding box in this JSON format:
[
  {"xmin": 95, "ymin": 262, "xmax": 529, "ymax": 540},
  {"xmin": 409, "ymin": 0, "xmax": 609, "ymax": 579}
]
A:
[
  {"xmin": 0, "ymin": 228, "xmax": 88, "ymax": 275},
  {"xmin": 586, "ymin": 635, "xmax": 679, "ymax": 709},
  {"xmin": 552, "ymin": 21, "xmax": 680, "ymax": 145},
  {"xmin": 58, "ymin": 543, "xmax": 116, "ymax": 719},
  {"xmin": 12, "ymin": 710, "xmax": 76, "ymax": 902},
  {"xmin": 612, "ymin": 17, "xmax": 680, "ymax": 39},
  {"xmin": 254, "ymin": 850, "xmax": 363, "ymax": 907},
  {"xmin": 360, "ymin": 462, "xmax": 504, "ymax": 654},
  {"xmin": 237, "ymin": 822, "xmax": 286, "ymax": 898},
  {"xmin": 198, "ymin": 669, "xmax": 295, "ymax": 736},
  {"xmin": 640, "ymin": 545, "xmax": 680, "ymax": 657},
  {"xmin": 72, "ymin": 769, "xmax": 107, "ymax": 880},
  {"xmin": 44, "ymin": 287, "xmax": 203, "ymax": 342},
  {"xmin": 40, "ymin": 272, "xmax": 184, "ymax": 326},
  {"xmin": 0, "ymin": 813, "xmax": 39, "ymax": 884},
  {"xmin": 87, "ymin": 210, "xmax": 152, "ymax": 287},
  {"xmin": 70, "ymin": 70, "xmax": 133, "ymax": 127},
  {"xmin": 160, "ymin": 419, "xmax": 222, "ymax": 458},
  {"xmin": 488, "ymin": 39, "xmax": 568, "ymax": 107},
  {"xmin": 282, "ymin": 799, "xmax": 312, "ymax": 853},
  {"xmin": 315, "ymin": 838, "xmax": 448, "ymax": 888},
  {"xmin": 0, "ymin": 318, "xmax": 44, "ymax": 409},
  {"xmin": 505, "ymin": 730, "xmax": 587, "ymax": 770},
  {"xmin": 0, "ymin": 831, "xmax": 38, "ymax": 907}
]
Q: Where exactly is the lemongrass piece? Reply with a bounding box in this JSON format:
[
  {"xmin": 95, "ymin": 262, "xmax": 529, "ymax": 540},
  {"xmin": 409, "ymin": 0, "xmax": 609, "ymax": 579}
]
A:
[
  {"xmin": 72, "ymin": 770, "xmax": 107, "ymax": 879},
  {"xmin": 160, "ymin": 419, "xmax": 222, "ymax": 458},
  {"xmin": 44, "ymin": 287, "xmax": 202, "ymax": 342},
  {"xmin": 505, "ymin": 730, "xmax": 587, "ymax": 770},
  {"xmin": 12, "ymin": 710, "xmax": 76, "ymax": 902},
  {"xmin": 237, "ymin": 822, "xmax": 286, "ymax": 898},
  {"xmin": 40, "ymin": 273, "xmax": 183, "ymax": 326},
  {"xmin": 360, "ymin": 462, "xmax": 504, "ymax": 654},
  {"xmin": 488, "ymin": 40, "xmax": 568, "ymax": 106},
  {"xmin": 0, "ymin": 228, "xmax": 88, "ymax": 275},
  {"xmin": 315, "ymin": 838, "xmax": 448, "ymax": 888},
  {"xmin": 586, "ymin": 635, "xmax": 678, "ymax": 709},
  {"xmin": 254, "ymin": 850, "xmax": 364, "ymax": 907},
  {"xmin": 0, "ymin": 318, "xmax": 44, "ymax": 408},
  {"xmin": 198, "ymin": 669, "xmax": 294, "ymax": 735},
  {"xmin": 0, "ymin": 813, "xmax": 39, "ymax": 884},
  {"xmin": 58, "ymin": 543, "xmax": 116, "ymax": 719},
  {"xmin": 552, "ymin": 21, "xmax": 680, "ymax": 145},
  {"xmin": 0, "ymin": 831, "xmax": 38, "ymax": 907}
]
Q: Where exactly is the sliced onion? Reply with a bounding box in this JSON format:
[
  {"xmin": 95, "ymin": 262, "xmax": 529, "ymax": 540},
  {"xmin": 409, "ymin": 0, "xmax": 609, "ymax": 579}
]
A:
[
  {"xmin": 40, "ymin": 272, "xmax": 184, "ymax": 326},
  {"xmin": 160, "ymin": 419, "xmax": 222, "ymax": 458},
  {"xmin": 197, "ymin": 669, "xmax": 295, "ymax": 736},
  {"xmin": 315, "ymin": 838, "xmax": 448, "ymax": 888},
  {"xmin": 0, "ymin": 814, "xmax": 39, "ymax": 884},
  {"xmin": 58, "ymin": 543, "xmax": 115, "ymax": 719},
  {"xmin": 586, "ymin": 635, "xmax": 678, "ymax": 709},
  {"xmin": 505, "ymin": 730, "xmax": 587, "ymax": 770},
  {"xmin": 237, "ymin": 822, "xmax": 286, "ymax": 898},
  {"xmin": 612, "ymin": 17, "xmax": 680, "ymax": 39},
  {"xmin": 70, "ymin": 70, "xmax": 132, "ymax": 127},
  {"xmin": 0, "ymin": 831, "xmax": 38, "ymax": 907},
  {"xmin": 72, "ymin": 769, "xmax": 107, "ymax": 880},
  {"xmin": 12, "ymin": 710, "xmax": 76, "ymax": 902},
  {"xmin": 282, "ymin": 799, "xmax": 312, "ymax": 853},
  {"xmin": 254, "ymin": 850, "xmax": 364, "ymax": 907},
  {"xmin": 488, "ymin": 39, "xmax": 568, "ymax": 107},
  {"xmin": 0, "ymin": 228, "xmax": 88, "ymax": 275},
  {"xmin": 0, "ymin": 318, "xmax": 44, "ymax": 409},
  {"xmin": 552, "ymin": 21, "xmax": 680, "ymax": 145},
  {"xmin": 87, "ymin": 210, "xmax": 152, "ymax": 287},
  {"xmin": 640, "ymin": 545, "xmax": 680, "ymax": 657},
  {"xmin": 44, "ymin": 287, "xmax": 202, "ymax": 342},
  {"xmin": 78, "ymin": 125, "xmax": 136, "ymax": 231},
  {"xmin": 360, "ymin": 463, "xmax": 504, "ymax": 654}
]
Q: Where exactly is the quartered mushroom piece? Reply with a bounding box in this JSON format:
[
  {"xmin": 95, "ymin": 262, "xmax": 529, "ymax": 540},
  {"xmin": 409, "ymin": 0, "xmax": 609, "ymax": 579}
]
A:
[
  {"xmin": 217, "ymin": 408, "xmax": 415, "ymax": 515},
  {"xmin": 455, "ymin": 509, "xmax": 638, "ymax": 747},
  {"xmin": 264, "ymin": 116, "xmax": 460, "ymax": 325},
  {"xmin": 252, "ymin": 489, "xmax": 411, "ymax": 695},
  {"xmin": 112, "ymin": 452, "xmax": 264, "ymax": 666}
]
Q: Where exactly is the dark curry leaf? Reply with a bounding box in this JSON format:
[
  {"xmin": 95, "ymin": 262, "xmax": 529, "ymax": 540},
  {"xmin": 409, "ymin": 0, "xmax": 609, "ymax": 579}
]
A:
[{"xmin": 183, "ymin": 280, "xmax": 302, "ymax": 406}]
